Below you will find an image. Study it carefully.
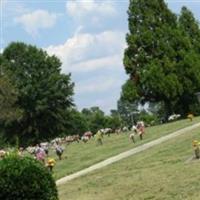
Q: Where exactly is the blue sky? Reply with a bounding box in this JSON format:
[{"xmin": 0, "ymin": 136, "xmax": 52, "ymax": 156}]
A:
[{"xmin": 1, "ymin": 0, "xmax": 200, "ymax": 114}]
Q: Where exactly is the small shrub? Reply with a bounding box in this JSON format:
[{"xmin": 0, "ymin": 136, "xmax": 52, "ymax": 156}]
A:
[
  {"xmin": 138, "ymin": 111, "xmax": 159, "ymax": 126},
  {"xmin": 0, "ymin": 154, "xmax": 58, "ymax": 200}
]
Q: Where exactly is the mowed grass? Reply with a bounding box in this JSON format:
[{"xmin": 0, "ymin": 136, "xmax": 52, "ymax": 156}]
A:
[
  {"xmin": 52, "ymin": 117, "xmax": 200, "ymax": 180},
  {"xmin": 58, "ymin": 125, "xmax": 200, "ymax": 200}
]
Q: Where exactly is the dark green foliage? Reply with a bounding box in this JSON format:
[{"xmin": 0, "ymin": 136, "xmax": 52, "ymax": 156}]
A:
[
  {"xmin": 148, "ymin": 102, "xmax": 165, "ymax": 120},
  {"xmin": 117, "ymin": 99, "xmax": 139, "ymax": 126},
  {"xmin": 179, "ymin": 6, "xmax": 200, "ymax": 52},
  {"xmin": 0, "ymin": 54, "xmax": 23, "ymax": 143},
  {"xmin": 81, "ymin": 107, "xmax": 122, "ymax": 133},
  {"xmin": 85, "ymin": 107, "xmax": 106, "ymax": 134},
  {"xmin": 176, "ymin": 7, "xmax": 200, "ymax": 115},
  {"xmin": 2, "ymin": 42, "xmax": 74, "ymax": 145},
  {"xmin": 0, "ymin": 155, "xmax": 58, "ymax": 200},
  {"xmin": 105, "ymin": 110, "xmax": 122, "ymax": 130},
  {"xmin": 122, "ymin": 0, "xmax": 200, "ymax": 118},
  {"xmin": 0, "ymin": 54, "xmax": 22, "ymax": 124},
  {"xmin": 66, "ymin": 109, "xmax": 89, "ymax": 136},
  {"xmin": 138, "ymin": 110, "xmax": 159, "ymax": 126},
  {"xmin": 0, "ymin": 76, "xmax": 22, "ymax": 124},
  {"xmin": 120, "ymin": 79, "xmax": 139, "ymax": 102}
]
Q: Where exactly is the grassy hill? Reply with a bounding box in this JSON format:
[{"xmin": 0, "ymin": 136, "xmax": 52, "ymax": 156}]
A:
[
  {"xmin": 52, "ymin": 117, "xmax": 200, "ymax": 180},
  {"xmin": 58, "ymin": 122, "xmax": 200, "ymax": 200}
]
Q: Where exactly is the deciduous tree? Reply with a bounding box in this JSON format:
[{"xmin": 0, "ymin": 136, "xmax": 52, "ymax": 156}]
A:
[{"xmin": 2, "ymin": 42, "xmax": 74, "ymax": 145}]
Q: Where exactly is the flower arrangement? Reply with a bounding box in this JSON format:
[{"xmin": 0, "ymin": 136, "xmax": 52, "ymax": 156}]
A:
[
  {"xmin": 192, "ymin": 140, "xmax": 199, "ymax": 148},
  {"xmin": 192, "ymin": 140, "xmax": 200, "ymax": 159},
  {"xmin": 46, "ymin": 158, "xmax": 56, "ymax": 172},
  {"xmin": 187, "ymin": 113, "xmax": 194, "ymax": 121}
]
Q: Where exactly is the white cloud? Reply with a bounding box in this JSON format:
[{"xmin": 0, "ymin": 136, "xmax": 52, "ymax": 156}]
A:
[
  {"xmin": 75, "ymin": 75, "xmax": 125, "ymax": 114},
  {"xmin": 46, "ymin": 29, "xmax": 127, "ymax": 112},
  {"xmin": 75, "ymin": 76, "xmax": 122, "ymax": 94},
  {"xmin": 66, "ymin": 0, "xmax": 117, "ymax": 19},
  {"xmin": 15, "ymin": 9, "xmax": 59, "ymax": 36},
  {"xmin": 69, "ymin": 54, "xmax": 121, "ymax": 72},
  {"xmin": 46, "ymin": 30, "xmax": 126, "ymax": 73},
  {"xmin": 93, "ymin": 98, "xmax": 118, "ymax": 114},
  {"xmin": 65, "ymin": 0, "xmax": 117, "ymax": 27}
]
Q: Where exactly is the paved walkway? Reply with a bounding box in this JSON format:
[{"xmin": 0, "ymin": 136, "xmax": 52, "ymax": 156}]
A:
[{"xmin": 56, "ymin": 122, "xmax": 200, "ymax": 186}]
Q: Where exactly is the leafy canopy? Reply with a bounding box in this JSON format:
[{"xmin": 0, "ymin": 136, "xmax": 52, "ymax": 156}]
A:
[
  {"xmin": 2, "ymin": 42, "xmax": 74, "ymax": 145},
  {"xmin": 122, "ymin": 0, "xmax": 200, "ymax": 117}
]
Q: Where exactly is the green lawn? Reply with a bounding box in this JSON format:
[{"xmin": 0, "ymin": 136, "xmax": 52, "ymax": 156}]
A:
[
  {"xmin": 58, "ymin": 123, "xmax": 200, "ymax": 200},
  {"xmin": 52, "ymin": 117, "xmax": 200, "ymax": 180}
]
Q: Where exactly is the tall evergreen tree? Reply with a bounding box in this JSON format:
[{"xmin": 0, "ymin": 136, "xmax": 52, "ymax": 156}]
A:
[
  {"xmin": 174, "ymin": 7, "xmax": 200, "ymax": 114},
  {"xmin": 123, "ymin": 0, "xmax": 200, "ymax": 117},
  {"xmin": 179, "ymin": 7, "xmax": 200, "ymax": 53}
]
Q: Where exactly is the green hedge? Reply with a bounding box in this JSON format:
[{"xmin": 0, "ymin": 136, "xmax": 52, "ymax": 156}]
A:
[{"xmin": 0, "ymin": 155, "xmax": 58, "ymax": 200}]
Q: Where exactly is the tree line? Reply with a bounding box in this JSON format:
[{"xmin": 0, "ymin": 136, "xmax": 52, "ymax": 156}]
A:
[
  {"xmin": 1, "ymin": 0, "xmax": 199, "ymax": 146},
  {"xmin": 0, "ymin": 43, "xmax": 128, "ymax": 147},
  {"xmin": 0, "ymin": 42, "xmax": 155, "ymax": 147}
]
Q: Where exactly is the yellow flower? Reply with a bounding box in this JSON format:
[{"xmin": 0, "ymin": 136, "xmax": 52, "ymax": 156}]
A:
[
  {"xmin": 47, "ymin": 158, "xmax": 56, "ymax": 167},
  {"xmin": 192, "ymin": 140, "xmax": 199, "ymax": 147},
  {"xmin": 187, "ymin": 113, "xmax": 194, "ymax": 121}
]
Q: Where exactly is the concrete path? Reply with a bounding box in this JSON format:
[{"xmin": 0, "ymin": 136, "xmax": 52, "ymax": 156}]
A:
[{"xmin": 56, "ymin": 122, "xmax": 200, "ymax": 186}]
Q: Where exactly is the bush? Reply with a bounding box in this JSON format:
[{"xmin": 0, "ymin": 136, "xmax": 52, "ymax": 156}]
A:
[
  {"xmin": 0, "ymin": 155, "xmax": 58, "ymax": 200},
  {"xmin": 138, "ymin": 111, "xmax": 159, "ymax": 126}
]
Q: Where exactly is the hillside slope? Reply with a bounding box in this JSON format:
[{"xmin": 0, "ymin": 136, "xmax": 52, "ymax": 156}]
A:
[{"xmin": 58, "ymin": 125, "xmax": 200, "ymax": 200}]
